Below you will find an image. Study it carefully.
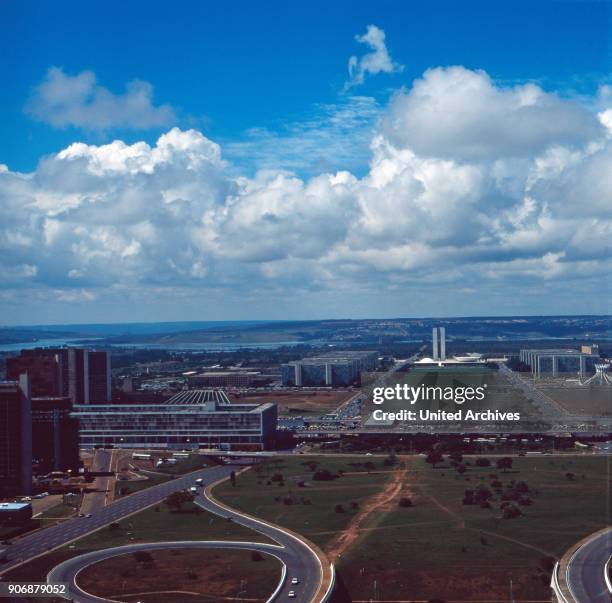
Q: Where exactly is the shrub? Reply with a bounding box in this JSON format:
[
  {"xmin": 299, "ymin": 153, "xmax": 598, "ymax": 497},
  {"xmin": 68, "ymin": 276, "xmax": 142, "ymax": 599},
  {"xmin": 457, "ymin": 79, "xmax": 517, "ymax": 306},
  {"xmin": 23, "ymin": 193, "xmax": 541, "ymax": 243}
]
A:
[{"xmin": 398, "ymin": 497, "xmax": 413, "ymax": 507}]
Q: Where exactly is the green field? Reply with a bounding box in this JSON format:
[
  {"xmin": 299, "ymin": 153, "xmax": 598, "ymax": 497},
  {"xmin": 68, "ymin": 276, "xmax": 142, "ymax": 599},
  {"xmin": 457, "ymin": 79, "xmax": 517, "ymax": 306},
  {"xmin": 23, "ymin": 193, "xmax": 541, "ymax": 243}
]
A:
[
  {"xmin": 338, "ymin": 455, "xmax": 611, "ymax": 601},
  {"xmin": 115, "ymin": 471, "xmax": 172, "ymax": 497},
  {"xmin": 77, "ymin": 548, "xmax": 280, "ymax": 603},
  {"xmin": 215, "ymin": 455, "xmax": 395, "ymax": 549}
]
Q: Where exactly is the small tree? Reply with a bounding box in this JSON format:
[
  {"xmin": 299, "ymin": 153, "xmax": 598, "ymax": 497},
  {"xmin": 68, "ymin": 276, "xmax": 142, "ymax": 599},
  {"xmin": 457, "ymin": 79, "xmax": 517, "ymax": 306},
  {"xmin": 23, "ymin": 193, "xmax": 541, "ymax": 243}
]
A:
[
  {"xmin": 496, "ymin": 457, "xmax": 513, "ymax": 474},
  {"xmin": 426, "ymin": 449, "xmax": 443, "ymax": 468},
  {"xmin": 164, "ymin": 490, "xmax": 194, "ymax": 512},
  {"xmin": 335, "ymin": 503, "xmax": 345, "ymax": 513},
  {"xmin": 398, "ymin": 497, "xmax": 413, "ymax": 507},
  {"xmin": 251, "ymin": 551, "xmax": 263, "ymax": 562},
  {"xmin": 475, "ymin": 457, "xmax": 491, "ymax": 467}
]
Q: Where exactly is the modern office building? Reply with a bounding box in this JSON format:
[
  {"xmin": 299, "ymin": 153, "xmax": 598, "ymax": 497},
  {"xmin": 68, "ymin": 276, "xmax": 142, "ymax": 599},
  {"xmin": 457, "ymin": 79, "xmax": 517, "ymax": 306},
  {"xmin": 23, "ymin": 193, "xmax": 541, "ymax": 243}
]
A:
[
  {"xmin": 519, "ymin": 348, "xmax": 600, "ymax": 377},
  {"xmin": 6, "ymin": 348, "xmax": 111, "ymax": 404},
  {"xmin": 432, "ymin": 327, "xmax": 446, "ymax": 361},
  {"xmin": 71, "ymin": 390, "xmax": 277, "ymax": 450},
  {"xmin": 0, "ymin": 375, "xmax": 32, "ymax": 496},
  {"xmin": 31, "ymin": 396, "xmax": 80, "ymax": 473},
  {"xmin": 6, "ymin": 350, "xmax": 62, "ymax": 397},
  {"xmin": 187, "ymin": 371, "xmax": 259, "ymax": 388},
  {"xmin": 281, "ymin": 350, "xmax": 378, "ymax": 387}
]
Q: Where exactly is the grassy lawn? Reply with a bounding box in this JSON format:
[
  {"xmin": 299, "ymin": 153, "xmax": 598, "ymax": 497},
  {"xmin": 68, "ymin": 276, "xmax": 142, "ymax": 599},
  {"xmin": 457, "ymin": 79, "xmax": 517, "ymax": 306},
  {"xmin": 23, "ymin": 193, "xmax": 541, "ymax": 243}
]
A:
[
  {"xmin": 115, "ymin": 471, "xmax": 172, "ymax": 498},
  {"xmin": 4, "ymin": 500, "xmax": 274, "ymax": 584},
  {"xmin": 115, "ymin": 454, "xmax": 216, "ymax": 498},
  {"xmin": 154, "ymin": 454, "xmax": 211, "ymax": 475},
  {"xmin": 338, "ymin": 455, "xmax": 611, "ymax": 601},
  {"xmin": 215, "ymin": 455, "xmax": 394, "ymax": 549},
  {"xmin": 77, "ymin": 548, "xmax": 280, "ymax": 603}
]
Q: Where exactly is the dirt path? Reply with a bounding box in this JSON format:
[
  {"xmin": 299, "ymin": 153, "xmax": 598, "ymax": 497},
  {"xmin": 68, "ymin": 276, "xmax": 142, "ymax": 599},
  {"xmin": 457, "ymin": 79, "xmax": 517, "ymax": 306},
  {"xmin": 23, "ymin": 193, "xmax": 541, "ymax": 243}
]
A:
[{"xmin": 325, "ymin": 463, "xmax": 409, "ymax": 560}]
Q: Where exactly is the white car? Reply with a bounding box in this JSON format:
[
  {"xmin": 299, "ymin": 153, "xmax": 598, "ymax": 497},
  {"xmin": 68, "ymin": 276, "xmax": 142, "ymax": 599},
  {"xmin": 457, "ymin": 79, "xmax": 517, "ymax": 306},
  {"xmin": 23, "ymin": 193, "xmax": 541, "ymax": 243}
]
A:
[
  {"xmin": 291, "ymin": 578, "xmax": 299, "ymax": 585},
  {"xmin": 288, "ymin": 592, "xmax": 296, "ymax": 598}
]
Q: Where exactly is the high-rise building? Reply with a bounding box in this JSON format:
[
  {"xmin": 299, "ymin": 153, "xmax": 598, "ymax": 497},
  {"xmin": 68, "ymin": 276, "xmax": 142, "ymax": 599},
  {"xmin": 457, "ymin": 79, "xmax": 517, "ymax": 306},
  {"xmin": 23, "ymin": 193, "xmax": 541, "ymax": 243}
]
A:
[
  {"xmin": 6, "ymin": 350, "xmax": 62, "ymax": 397},
  {"xmin": 6, "ymin": 348, "xmax": 111, "ymax": 404},
  {"xmin": 432, "ymin": 327, "xmax": 446, "ymax": 361},
  {"xmin": 31, "ymin": 396, "xmax": 80, "ymax": 473},
  {"xmin": 85, "ymin": 350, "xmax": 111, "ymax": 404},
  {"xmin": 0, "ymin": 375, "xmax": 32, "ymax": 496}
]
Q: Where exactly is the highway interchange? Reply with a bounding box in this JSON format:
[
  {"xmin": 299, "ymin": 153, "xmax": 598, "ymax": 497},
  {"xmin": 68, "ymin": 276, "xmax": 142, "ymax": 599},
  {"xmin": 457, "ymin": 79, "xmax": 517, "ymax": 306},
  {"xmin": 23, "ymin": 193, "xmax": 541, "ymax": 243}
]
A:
[{"xmin": 0, "ymin": 462, "xmax": 325, "ymax": 603}]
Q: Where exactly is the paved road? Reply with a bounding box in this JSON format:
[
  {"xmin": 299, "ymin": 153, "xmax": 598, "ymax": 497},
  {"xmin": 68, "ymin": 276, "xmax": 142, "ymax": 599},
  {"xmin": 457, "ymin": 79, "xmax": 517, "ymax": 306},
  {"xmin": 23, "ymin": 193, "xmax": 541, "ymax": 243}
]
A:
[
  {"xmin": 0, "ymin": 463, "xmax": 234, "ymax": 576},
  {"xmin": 196, "ymin": 485, "xmax": 322, "ymax": 602},
  {"xmin": 43, "ymin": 474, "xmax": 323, "ymax": 602},
  {"xmin": 47, "ymin": 540, "xmax": 290, "ymax": 603},
  {"xmin": 566, "ymin": 528, "xmax": 612, "ymax": 603},
  {"xmin": 80, "ymin": 450, "xmax": 115, "ymax": 515}
]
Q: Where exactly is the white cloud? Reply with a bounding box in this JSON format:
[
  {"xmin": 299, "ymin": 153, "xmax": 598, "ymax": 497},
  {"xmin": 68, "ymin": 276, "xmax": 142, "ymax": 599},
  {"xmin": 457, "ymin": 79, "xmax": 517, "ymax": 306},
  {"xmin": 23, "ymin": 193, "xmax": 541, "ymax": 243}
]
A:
[
  {"xmin": 2, "ymin": 66, "xmax": 611, "ymax": 317},
  {"xmin": 346, "ymin": 25, "xmax": 404, "ymax": 89},
  {"xmin": 381, "ymin": 66, "xmax": 604, "ymax": 160},
  {"xmin": 25, "ymin": 67, "xmax": 176, "ymax": 131}
]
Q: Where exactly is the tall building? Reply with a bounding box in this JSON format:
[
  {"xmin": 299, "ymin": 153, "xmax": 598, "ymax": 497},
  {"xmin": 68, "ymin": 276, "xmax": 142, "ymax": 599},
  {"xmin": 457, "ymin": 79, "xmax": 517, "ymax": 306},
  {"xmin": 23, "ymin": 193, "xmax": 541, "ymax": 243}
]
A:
[
  {"xmin": 0, "ymin": 375, "xmax": 32, "ymax": 496},
  {"xmin": 432, "ymin": 327, "xmax": 446, "ymax": 361},
  {"xmin": 31, "ymin": 396, "xmax": 80, "ymax": 473},
  {"xmin": 85, "ymin": 350, "xmax": 112, "ymax": 404},
  {"xmin": 281, "ymin": 350, "xmax": 378, "ymax": 387},
  {"xmin": 6, "ymin": 350, "xmax": 62, "ymax": 397},
  {"xmin": 6, "ymin": 348, "xmax": 111, "ymax": 404}
]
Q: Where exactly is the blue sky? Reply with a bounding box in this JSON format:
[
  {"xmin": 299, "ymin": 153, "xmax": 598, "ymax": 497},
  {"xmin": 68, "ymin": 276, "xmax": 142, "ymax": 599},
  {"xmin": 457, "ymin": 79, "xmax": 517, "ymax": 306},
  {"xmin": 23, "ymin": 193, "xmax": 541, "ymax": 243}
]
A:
[
  {"xmin": 2, "ymin": 0, "xmax": 609, "ymax": 174},
  {"xmin": 0, "ymin": 1, "xmax": 611, "ymax": 324}
]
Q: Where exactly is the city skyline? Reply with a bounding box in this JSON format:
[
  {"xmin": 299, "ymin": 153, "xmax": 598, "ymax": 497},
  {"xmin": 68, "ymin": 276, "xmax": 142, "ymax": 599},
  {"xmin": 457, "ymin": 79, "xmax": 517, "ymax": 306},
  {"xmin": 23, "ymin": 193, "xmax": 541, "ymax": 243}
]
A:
[{"xmin": 1, "ymin": 0, "xmax": 611, "ymax": 324}]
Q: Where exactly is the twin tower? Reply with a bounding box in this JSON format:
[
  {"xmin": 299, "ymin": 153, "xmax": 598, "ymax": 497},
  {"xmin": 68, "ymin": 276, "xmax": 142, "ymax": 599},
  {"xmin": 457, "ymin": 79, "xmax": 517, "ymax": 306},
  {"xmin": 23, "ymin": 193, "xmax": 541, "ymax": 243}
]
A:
[{"xmin": 432, "ymin": 327, "xmax": 446, "ymax": 361}]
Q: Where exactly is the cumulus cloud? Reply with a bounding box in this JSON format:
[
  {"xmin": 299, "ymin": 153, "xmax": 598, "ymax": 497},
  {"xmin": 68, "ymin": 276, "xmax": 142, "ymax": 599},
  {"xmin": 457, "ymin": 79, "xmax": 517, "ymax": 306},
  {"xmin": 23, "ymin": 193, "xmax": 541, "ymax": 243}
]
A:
[
  {"xmin": 381, "ymin": 67, "xmax": 604, "ymax": 160},
  {"xmin": 25, "ymin": 67, "xmax": 176, "ymax": 131},
  {"xmin": 2, "ymin": 66, "xmax": 612, "ymax": 317},
  {"xmin": 346, "ymin": 25, "xmax": 403, "ymax": 89}
]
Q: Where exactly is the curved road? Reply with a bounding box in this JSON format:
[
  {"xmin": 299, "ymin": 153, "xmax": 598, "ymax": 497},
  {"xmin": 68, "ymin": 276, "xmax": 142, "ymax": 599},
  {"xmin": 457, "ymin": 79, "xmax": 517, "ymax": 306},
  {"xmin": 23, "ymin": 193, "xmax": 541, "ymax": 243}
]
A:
[
  {"xmin": 565, "ymin": 528, "xmax": 612, "ymax": 603},
  {"xmin": 48, "ymin": 540, "xmax": 289, "ymax": 603},
  {"xmin": 0, "ymin": 464, "xmax": 235, "ymax": 576},
  {"xmin": 45, "ymin": 476, "xmax": 324, "ymax": 602}
]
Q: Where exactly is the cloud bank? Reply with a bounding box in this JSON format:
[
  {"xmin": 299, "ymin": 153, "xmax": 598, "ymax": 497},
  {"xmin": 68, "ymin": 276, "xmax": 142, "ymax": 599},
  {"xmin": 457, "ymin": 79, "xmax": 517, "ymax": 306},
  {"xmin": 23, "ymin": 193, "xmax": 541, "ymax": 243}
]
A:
[{"xmin": 2, "ymin": 66, "xmax": 611, "ymax": 318}]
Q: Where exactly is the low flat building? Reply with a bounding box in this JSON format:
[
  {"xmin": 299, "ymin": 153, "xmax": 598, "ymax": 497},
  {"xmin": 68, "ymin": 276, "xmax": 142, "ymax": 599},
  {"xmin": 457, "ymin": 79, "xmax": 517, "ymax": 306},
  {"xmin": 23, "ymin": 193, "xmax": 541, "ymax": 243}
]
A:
[
  {"xmin": 71, "ymin": 390, "xmax": 277, "ymax": 451},
  {"xmin": 520, "ymin": 348, "xmax": 599, "ymax": 377},
  {"xmin": 187, "ymin": 371, "xmax": 259, "ymax": 388},
  {"xmin": 281, "ymin": 350, "xmax": 378, "ymax": 387},
  {"xmin": 0, "ymin": 502, "xmax": 32, "ymax": 525}
]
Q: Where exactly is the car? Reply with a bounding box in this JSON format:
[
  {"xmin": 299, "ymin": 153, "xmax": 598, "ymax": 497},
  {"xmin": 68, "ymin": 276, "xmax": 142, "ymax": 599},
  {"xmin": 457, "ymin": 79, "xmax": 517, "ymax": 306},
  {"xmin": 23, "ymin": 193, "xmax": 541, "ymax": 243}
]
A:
[
  {"xmin": 291, "ymin": 577, "xmax": 299, "ymax": 585},
  {"xmin": 288, "ymin": 592, "xmax": 296, "ymax": 598},
  {"xmin": 85, "ymin": 514, "xmax": 92, "ymax": 518},
  {"xmin": 78, "ymin": 513, "xmax": 85, "ymax": 517},
  {"xmin": 189, "ymin": 486, "xmax": 198, "ymax": 493}
]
